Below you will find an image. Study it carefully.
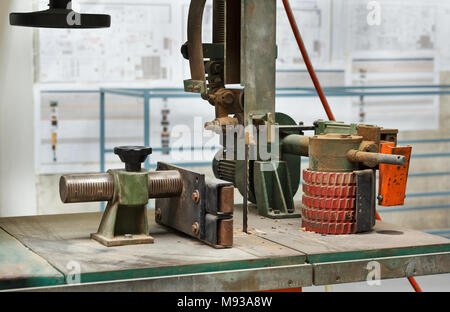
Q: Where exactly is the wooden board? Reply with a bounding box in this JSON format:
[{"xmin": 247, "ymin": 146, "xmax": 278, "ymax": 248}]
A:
[
  {"xmin": 0, "ymin": 211, "xmax": 305, "ymax": 286},
  {"xmin": 234, "ymin": 205, "xmax": 450, "ymax": 263},
  {"xmin": 0, "ymin": 229, "xmax": 64, "ymax": 290}
]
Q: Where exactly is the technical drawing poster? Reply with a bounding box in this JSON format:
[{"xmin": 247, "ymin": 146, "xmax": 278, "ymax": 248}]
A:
[
  {"xmin": 276, "ymin": 0, "xmax": 332, "ymax": 70},
  {"xmin": 38, "ymin": 0, "xmax": 183, "ymax": 83}
]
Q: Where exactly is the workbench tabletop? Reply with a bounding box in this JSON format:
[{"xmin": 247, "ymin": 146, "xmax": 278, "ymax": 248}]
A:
[
  {"xmin": 0, "ymin": 229, "xmax": 64, "ymax": 289},
  {"xmin": 1, "ymin": 206, "xmax": 449, "ymax": 291},
  {"xmin": 234, "ymin": 205, "xmax": 450, "ymax": 263},
  {"xmin": 0, "ymin": 211, "xmax": 305, "ymax": 289}
]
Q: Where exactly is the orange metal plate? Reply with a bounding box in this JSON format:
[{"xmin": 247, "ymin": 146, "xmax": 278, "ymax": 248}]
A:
[{"xmin": 378, "ymin": 142, "xmax": 412, "ymax": 206}]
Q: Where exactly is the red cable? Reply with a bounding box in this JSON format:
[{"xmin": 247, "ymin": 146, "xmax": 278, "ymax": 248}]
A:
[
  {"xmin": 407, "ymin": 277, "xmax": 423, "ymax": 292},
  {"xmin": 282, "ymin": 0, "xmax": 335, "ymax": 121},
  {"xmin": 282, "ymin": 0, "xmax": 422, "ymax": 292}
]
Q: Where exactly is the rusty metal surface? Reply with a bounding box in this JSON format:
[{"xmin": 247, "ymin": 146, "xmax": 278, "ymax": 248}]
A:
[
  {"xmin": 356, "ymin": 125, "xmax": 381, "ymax": 148},
  {"xmin": 347, "ymin": 149, "xmax": 406, "ymax": 167},
  {"xmin": 309, "ymin": 134, "xmax": 363, "ymax": 172},
  {"xmin": 60, "ymin": 171, "xmax": 182, "ymax": 203},
  {"xmin": 59, "ymin": 173, "xmax": 114, "ymax": 203},
  {"xmin": 156, "ymin": 163, "xmax": 234, "ymax": 248},
  {"xmin": 186, "ymin": 0, "xmax": 207, "ymax": 95},
  {"xmin": 380, "ymin": 128, "xmax": 398, "ymax": 145},
  {"xmin": 219, "ymin": 186, "xmax": 234, "ymax": 214},
  {"xmin": 225, "ymin": 0, "xmax": 241, "ymax": 84},
  {"xmin": 218, "ymin": 219, "xmax": 233, "ymax": 247},
  {"xmin": 156, "ymin": 163, "xmax": 205, "ymax": 240},
  {"xmin": 147, "ymin": 171, "xmax": 183, "ymax": 198}
]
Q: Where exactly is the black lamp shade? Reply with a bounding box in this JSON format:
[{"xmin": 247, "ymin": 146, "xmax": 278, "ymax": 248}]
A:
[{"xmin": 10, "ymin": 1, "xmax": 110, "ymax": 29}]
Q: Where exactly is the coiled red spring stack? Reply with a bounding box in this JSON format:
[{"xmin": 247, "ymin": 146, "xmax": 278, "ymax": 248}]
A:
[{"xmin": 301, "ymin": 169, "xmax": 358, "ymax": 235}]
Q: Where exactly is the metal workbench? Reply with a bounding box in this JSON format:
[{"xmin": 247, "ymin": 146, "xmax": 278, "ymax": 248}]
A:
[{"xmin": 0, "ymin": 206, "xmax": 449, "ymax": 292}]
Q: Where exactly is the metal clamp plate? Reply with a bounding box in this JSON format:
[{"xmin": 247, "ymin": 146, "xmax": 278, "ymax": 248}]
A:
[{"xmin": 155, "ymin": 162, "xmax": 234, "ymax": 248}]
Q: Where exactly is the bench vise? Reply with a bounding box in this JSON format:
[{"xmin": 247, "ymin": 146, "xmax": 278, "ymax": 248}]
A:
[{"xmin": 60, "ymin": 146, "xmax": 234, "ymax": 248}]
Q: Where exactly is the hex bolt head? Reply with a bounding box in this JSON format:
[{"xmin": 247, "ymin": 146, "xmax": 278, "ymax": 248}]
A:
[
  {"xmin": 192, "ymin": 190, "xmax": 200, "ymax": 204},
  {"xmin": 192, "ymin": 222, "xmax": 199, "ymax": 235}
]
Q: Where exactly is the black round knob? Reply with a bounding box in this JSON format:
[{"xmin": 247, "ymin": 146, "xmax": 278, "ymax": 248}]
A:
[
  {"xmin": 181, "ymin": 42, "xmax": 189, "ymax": 60},
  {"xmin": 114, "ymin": 146, "xmax": 152, "ymax": 172},
  {"xmin": 10, "ymin": 0, "xmax": 111, "ymax": 29}
]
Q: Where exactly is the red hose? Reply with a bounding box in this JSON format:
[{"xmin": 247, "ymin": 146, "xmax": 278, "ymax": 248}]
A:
[
  {"xmin": 408, "ymin": 277, "xmax": 423, "ymax": 292},
  {"xmin": 282, "ymin": 0, "xmax": 335, "ymax": 121}
]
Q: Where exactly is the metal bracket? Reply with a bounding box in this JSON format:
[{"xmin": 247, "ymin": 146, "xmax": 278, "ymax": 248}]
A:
[{"xmin": 155, "ymin": 162, "xmax": 234, "ymax": 248}]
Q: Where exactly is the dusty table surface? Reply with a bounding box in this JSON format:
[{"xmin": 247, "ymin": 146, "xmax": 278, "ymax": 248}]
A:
[
  {"xmin": 0, "ymin": 210, "xmax": 305, "ymax": 290},
  {"xmin": 0, "ymin": 206, "xmax": 449, "ymax": 291},
  {"xmin": 234, "ymin": 205, "xmax": 450, "ymax": 263}
]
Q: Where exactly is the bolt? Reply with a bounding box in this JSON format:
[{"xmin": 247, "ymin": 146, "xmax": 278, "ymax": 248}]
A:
[
  {"xmin": 192, "ymin": 222, "xmax": 199, "ymax": 235},
  {"xmin": 155, "ymin": 208, "xmax": 162, "ymax": 221},
  {"xmin": 192, "ymin": 190, "xmax": 200, "ymax": 204}
]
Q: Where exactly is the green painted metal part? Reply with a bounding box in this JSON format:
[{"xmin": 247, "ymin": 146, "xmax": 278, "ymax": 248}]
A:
[
  {"xmin": 92, "ymin": 169, "xmax": 152, "ymax": 246},
  {"xmin": 253, "ymin": 161, "xmax": 300, "ymax": 218},
  {"xmin": 315, "ymin": 120, "xmax": 358, "ymax": 135},
  {"xmin": 0, "ymin": 229, "xmax": 64, "ymax": 290},
  {"xmin": 117, "ymin": 170, "xmax": 149, "ymax": 206},
  {"xmin": 230, "ymin": 113, "xmax": 302, "ymax": 218}
]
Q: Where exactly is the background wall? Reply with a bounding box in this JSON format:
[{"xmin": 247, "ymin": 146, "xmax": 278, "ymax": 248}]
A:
[{"xmin": 0, "ymin": 0, "xmax": 36, "ymax": 217}]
